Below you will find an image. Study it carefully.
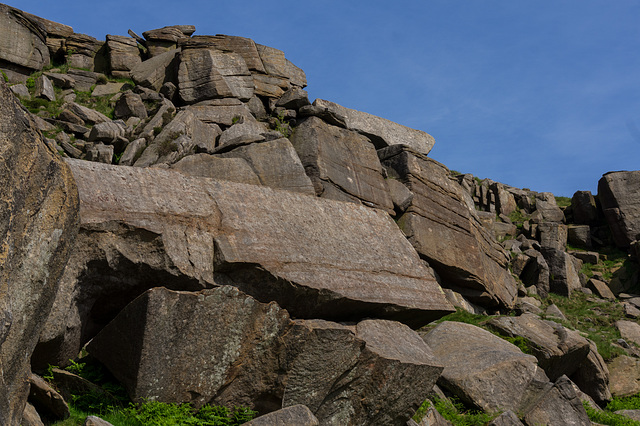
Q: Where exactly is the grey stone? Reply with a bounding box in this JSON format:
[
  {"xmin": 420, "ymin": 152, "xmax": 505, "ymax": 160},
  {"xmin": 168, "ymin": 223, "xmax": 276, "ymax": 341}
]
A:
[
  {"xmin": 106, "ymin": 34, "xmax": 141, "ymax": 75},
  {"xmin": 65, "ymin": 33, "xmax": 103, "ymax": 71},
  {"xmin": 66, "ymin": 102, "xmax": 110, "ymax": 124},
  {"xmin": 244, "ymin": 405, "xmax": 318, "ymax": 426},
  {"xmin": 217, "ymin": 120, "xmax": 268, "ymax": 149},
  {"xmin": 598, "ymin": 170, "xmax": 640, "ymax": 248},
  {"xmin": 381, "ymin": 147, "xmax": 518, "ymax": 309},
  {"xmin": 615, "ymin": 410, "xmax": 640, "ymax": 422},
  {"xmin": 9, "ymin": 83, "xmax": 29, "ymax": 98},
  {"xmin": 136, "ymin": 98, "xmax": 175, "ymax": 141},
  {"xmin": 608, "ymin": 355, "xmax": 640, "ymax": 397},
  {"xmin": 83, "ymin": 416, "xmax": 114, "ymax": 426},
  {"xmin": 314, "ymin": 99, "xmax": 435, "ymax": 154},
  {"xmin": 572, "ymin": 190, "xmax": 599, "ymax": 226},
  {"xmin": 0, "ymin": 4, "xmax": 50, "ymax": 72},
  {"xmin": 171, "ymin": 154, "xmax": 261, "ymax": 185},
  {"xmin": 189, "ymin": 100, "xmax": 256, "ymax": 127},
  {"xmin": 541, "ymin": 248, "xmax": 582, "ymax": 297},
  {"xmin": 253, "ymin": 74, "xmax": 289, "ymax": 98},
  {"xmin": 0, "ymin": 82, "xmax": 79, "ymax": 426},
  {"xmin": 28, "ymin": 373, "xmax": 69, "ymax": 421},
  {"xmin": 184, "ymin": 35, "xmax": 266, "ymax": 73},
  {"xmin": 568, "ymin": 250, "xmax": 599, "ymax": 265},
  {"xmin": 66, "ymin": 68, "xmax": 102, "ymax": 92},
  {"xmin": 488, "ymin": 314, "xmax": 591, "ymax": 381},
  {"xmin": 616, "ymin": 320, "xmax": 640, "ymax": 346},
  {"xmin": 587, "ymin": 278, "xmax": 615, "ymax": 300},
  {"xmin": 21, "ymin": 403, "xmax": 44, "ymax": 426},
  {"xmin": 91, "ymin": 82, "xmax": 125, "ymax": 97},
  {"xmin": 256, "ymin": 43, "xmax": 307, "ymax": 87},
  {"xmin": 545, "ymin": 304, "xmax": 567, "ymax": 321},
  {"xmin": 276, "ymin": 87, "xmax": 310, "ymax": 110},
  {"xmin": 423, "ymin": 321, "xmax": 546, "ymax": 413},
  {"xmin": 624, "ymin": 302, "xmax": 640, "ymax": 319},
  {"xmin": 84, "ymin": 142, "xmax": 114, "ymax": 163},
  {"xmin": 143, "ymin": 25, "xmax": 195, "ymax": 57},
  {"xmin": 568, "ymin": 225, "xmax": 592, "ymax": 249},
  {"xmin": 34, "ymin": 75, "xmax": 55, "ymax": 101},
  {"xmin": 570, "ymin": 339, "xmax": 612, "ymax": 405},
  {"xmin": 520, "ymin": 376, "xmax": 590, "ymax": 426},
  {"xmin": 488, "ymin": 411, "xmax": 524, "ymax": 426},
  {"xmin": 114, "ymin": 91, "xmax": 147, "ymax": 119},
  {"xmin": 387, "ymin": 178, "xmax": 414, "ymax": 213},
  {"xmin": 535, "ymin": 193, "xmax": 565, "ymax": 222},
  {"xmin": 291, "ymin": 116, "xmax": 394, "ymax": 212},
  {"xmin": 88, "ymin": 121, "xmax": 125, "ymax": 143},
  {"xmin": 44, "ymin": 72, "xmax": 75, "ymax": 89},
  {"xmin": 538, "ymin": 222, "xmax": 567, "ymax": 250},
  {"xmin": 118, "ymin": 138, "xmax": 146, "ymax": 166},
  {"xmin": 218, "ymin": 138, "xmax": 316, "ymax": 195},
  {"xmin": 491, "ymin": 182, "xmax": 517, "ymax": 216},
  {"xmin": 131, "ymin": 48, "xmax": 180, "ymax": 90},
  {"xmin": 178, "ymin": 48, "xmax": 253, "ymax": 103}
]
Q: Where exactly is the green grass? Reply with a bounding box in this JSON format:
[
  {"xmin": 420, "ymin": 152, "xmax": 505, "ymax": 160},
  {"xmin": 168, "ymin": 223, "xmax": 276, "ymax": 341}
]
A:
[
  {"xmin": 555, "ymin": 196, "xmax": 572, "ymax": 207},
  {"xmin": 542, "ymin": 291, "xmax": 627, "ymax": 360},
  {"xmin": 433, "ymin": 396, "xmax": 499, "ymax": 425},
  {"xmin": 74, "ymin": 90, "xmax": 114, "ymax": 119},
  {"xmin": 584, "ymin": 400, "xmax": 640, "ymax": 426}
]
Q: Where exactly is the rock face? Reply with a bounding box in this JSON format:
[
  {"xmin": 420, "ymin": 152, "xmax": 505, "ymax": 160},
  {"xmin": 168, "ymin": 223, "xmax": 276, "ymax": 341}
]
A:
[
  {"xmin": 0, "ymin": 82, "xmax": 79, "ymax": 425},
  {"xmin": 381, "ymin": 147, "xmax": 518, "ymax": 309},
  {"xmin": 423, "ymin": 321, "xmax": 546, "ymax": 413},
  {"xmin": 0, "ymin": 4, "xmax": 50, "ymax": 78},
  {"xmin": 63, "ymin": 159, "xmax": 454, "ymax": 326},
  {"xmin": 88, "ymin": 286, "xmax": 443, "ymax": 425},
  {"xmin": 598, "ymin": 170, "xmax": 640, "ymax": 248},
  {"xmin": 313, "ymin": 99, "xmax": 435, "ymax": 154},
  {"xmin": 291, "ymin": 116, "xmax": 394, "ymax": 212}
]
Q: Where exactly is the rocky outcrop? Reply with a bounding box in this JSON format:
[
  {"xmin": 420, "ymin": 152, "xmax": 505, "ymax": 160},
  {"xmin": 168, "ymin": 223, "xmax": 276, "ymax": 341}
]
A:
[
  {"xmin": 0, "ymin": 4, "xmax": 49, "ymax": 79},
  {"xmin": 598, "ymin": 170, "xmax": 640, "ymax": 248},
  {"xmin": 46, "ymin": 159, "xmax": 452, "ymax": 359},
  {"xmin": 245, "ymin": 405, "xmax": 318, "ymax": 426},
  {"xmin": 0, "ymin": 81, "xmax": 79, "ymax": 425},
  {"xmin": 88, "ymin": 286, "xmax": 443, "ymax": 425},
  {"xmin": 381, "ymin": 147, "xmax": 518, "ymax": 309}
]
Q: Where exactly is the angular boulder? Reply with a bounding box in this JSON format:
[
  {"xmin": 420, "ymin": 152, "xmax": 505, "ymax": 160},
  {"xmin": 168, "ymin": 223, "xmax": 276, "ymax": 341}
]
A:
[
  {"xmin": 314, "ymin": 99, "xmax": 435, "ymax": 154},
  {"xmin": 245, "ymin": 405, "xmax": 318, "ymax": 426},
  {"xmin": 64, "ymin": 160, "xmax": 454, "ymax": 326},
  {"xmin": 291, "ymin": 116, "xmax": 394, "ymax": 212},
  {"xmin": 598, "ymin": 170, "xmax": 640, "ymax": 248},
  {"xmin": 88, "ymin": 286, "xmax": 443, "ymax": 425},
  {"xmin": 487, "ymin": 314, "xmax": 591, "ymax": 381},
  {"xmin": 171, "ymin": 154, "xmax": 261, "ymax": 185},
  {"xmin": 423, "ymin": 321, "xmax": 547, "ymax": 413},
  {"xmin": 520, "ymin": 376, "xmax": 590, "ymax": 426},
  {"xmin": 0, "ymin": 4, "xmax": 50, "ymax": 77},
  {"xmin": 0, "ymin": 82, "xmax": 79, "ymax": 425},
  {"xmin": 105, "ymin": 35, "xmax": 141, "ymax": 77},
  {"xmin": 381, "ymin": 146, "xmax": 517, "ymax": 309}
]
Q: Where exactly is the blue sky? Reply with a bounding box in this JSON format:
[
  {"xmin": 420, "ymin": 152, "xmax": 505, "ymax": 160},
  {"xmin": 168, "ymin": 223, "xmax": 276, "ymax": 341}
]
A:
[{"xmin": 8, "ymin": 1, "xmax": 640, "ymax": 196}]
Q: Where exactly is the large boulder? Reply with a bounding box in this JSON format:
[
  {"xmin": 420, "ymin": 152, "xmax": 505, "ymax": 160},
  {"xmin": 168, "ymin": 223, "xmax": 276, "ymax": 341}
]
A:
[
  {"xmin": 598, "ymin": 170, "xmax": 640, "ymax": 248},
  {"xmin": 313, "ymin": 99, "xmax": 435, "ymax": 154},
  {"xmin": 130, "ymin": 48, "xmax": 180, "ymax": 91},
  {"xmin": 0, "ymin": 4, "xmax": 50, "ymax": 79},
  {"xmin": 520, "ymin": 376, "xmax": 590, "ymax": 426},
  {"xmin": 487, "ymin": 314, "xmax": 591, "ymax": 381},
  {"xmin": 291, "ymin": 116, "xmax": 394, "ymax": 212},
  {"xmin": 105, "ymin": 35, "xmax": 141, "ymax": 77},
  {"xmin": 0, "ymin": 82, "xmax": 79, "ymax": 425},
  {"xmin": 53, "ymin": 160, "xmax": 453, "ymax": 339},
  {"xmin": 178, "ymin": 47, "xmax": 253, "ymax": 103},
  {"xmin": 88, "ymin": 286, "xmax": 443, "ymax": 425},
  {"xmin": 381, "ymin": 146, "xmax": 518, "ymax": 309},
  {"xmin": 423, "ymin": 321, "xmax": 547, "ymax": 413}
]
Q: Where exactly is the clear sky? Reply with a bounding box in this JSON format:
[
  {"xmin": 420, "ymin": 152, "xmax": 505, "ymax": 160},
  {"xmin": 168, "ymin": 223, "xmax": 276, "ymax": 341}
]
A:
[{"xmin": 7, "ymin": 1, "xmax": 640, "ymax": 196}]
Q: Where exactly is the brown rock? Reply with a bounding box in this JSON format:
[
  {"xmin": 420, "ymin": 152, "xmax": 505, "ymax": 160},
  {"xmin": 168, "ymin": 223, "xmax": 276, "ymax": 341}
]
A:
[
  {"xmin": 21, "ymin": 403, "xmax": 44, "ymax": 426},
  {"xmin": 256, "ymin": 43, "xmax": 307, "ymax": 87},
  {"xmin": 131, "ymin": 48, "xmax": 180, "ymax": 90},
  {"xmin": 616, "ymin": 320, "xmax": 640, "ymax": 346},
  {"xmin": 106, "ymin": 35, "xmax": 141, "ymax": 75},
  {"xmin": 587, "ymin": 278, "xmax": 615, "ymax": 300},
  {"xmin": 569, "ymin": 339, "xmax": 611, "ymax": 405},
  {"xmin": 488, "ymin": 314, "xmax": 591, "ymax": 381},
  {"xmin": 608, "ymin": 355, "xmax": 640, "ymax": 397},
  {"xmin": 0, "ymin": 4, "xmax": 50, "ymax": 74},
  {"xmin": 520, "ymin": 376, "xmax": 590, "ymax": 426},
  {"xmin": 244, "ymin": 405, "xmax": 318, "ymax": 426},
  {"xmin": 28, "ymin": 373, "xmax": 69, "ymax": 421},
  {"xmin": 171, "ymin": 154, "xmax": 261, "ymax": 185},
  {"xmin": 423, "ymin": 321, "xmax": 546, "ymax": 413},
  {"xmin": 0, "ymin": 81, "xmax": 79, "ymax": 425},
  {"xmin": 291, "ymin": 116, "xmax": 394, "ymax": 212},
  {"xmin": 598, "ymin": 170, "xmax": 640, "ymax": 248},
  {"xmin": 382, "ymin": 146, "xmax": 518, "ymax": 309}
]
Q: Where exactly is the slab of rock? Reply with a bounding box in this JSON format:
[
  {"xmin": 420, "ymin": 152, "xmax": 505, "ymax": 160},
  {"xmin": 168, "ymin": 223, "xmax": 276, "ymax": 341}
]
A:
[
  {"xmin": 568, "ymin": 225, "xmax": 592, "ymax": 249},
  {"xmin": 0, "ymin": 82, "xmax": 79, "ymax": 426},
  {"xmin": 572, "ymin": 190, "xmax": 599, "ymax": 226},
  {"xmin": 84, "ymin": 142, "xmax": 114, "ymax": 163},
  {"xmin": 114, "ymin": 91, "xmax": 147, "ymax": 119},
  {"xmin": 291, "ymin": 116, "xmax": 394, "ymax": 212},
  {"xmin": 66, "ymin": 102, "xmax": 110, "ymax": 124},
  {"xmin": 535, "ymin": 193, "xmax": 565, "ymax": 222},
  {"xmin": 382, "ymin": 146, "xmax": 517, "ymax": 309},
  {"xmin": 256, "ymin": 43, "xmax": 307, "ymax": 87},
  {"xmin": 520, "ymin": 376, "xmax": 590, "ymax": 426},
  {"xmin": 178, "ymin": 48, "xmax": 253, "ymax": 103},
  {"xmin": 105, "ymin": 34, "xmax": 141, "ymax": 76},
  {"xmin": 217, "ymin": 138, "xmax": 316, "ymax": 195},
  {"xmin": 28, "ymin": 373, "xmax": 69, "ymax": 421},
  {"xmin": 131, "ymin": 48, "xmax": 180, "ymax": 90},
  {"xmin": 615, "ymin": 410, "xmax": 640, "ymax": 422},
  {"xmin": 488, "ymin": 314, "xmax": 591, "ymax": 381},
  {"xmin": 254, "ymin": 74, "xmax": 289, "ymax": 98},
  {"xmin": 88, "ymin": 121, "xmax": 125, "ymax": 143},
  {"xmin": 185, "ymin": 35, "xmax": 266, "ymax": 73},
  {"xmin": 171, "ymin": 153, "xmax": 260, "ymax": 185},
  {"xmin": 34, "ymin": 75, "xmax": 55, "ymax": 101},
  {"xmin": 0, "ymin": 4, "xmax": 50, "ymax": 73},
  {"xmin": 83, "ymin": 416, "xmax": 114, "ymax": 426},
  {"xmin": 245, "ymin": 405, "xmax": 318, "ymax": 426},
  {"xmin": 189, "ymin": 99, "xmax": 256, "ymax": 126},
  {"xmin": 488, "ymin": 411, "xmax": 523, "ymax": 426},
  {"xmin": 616, "ymin": 320, "xmax": 640, "ymax": 346},
  {"xmin": 88, "ymin": 287, "xmax": 443, "ymax": 425},
  {"xmin": 538, "ymin": 222, "xmax": 567, "ymax": 250},
  {"xmin": 314, "ymin": 99, "xmax": 435, "ymax": 154},
  {"xmin": 587, "ymin": 278, "xmax": 615, "ymax": 300},
  {"xmin": 21, "ymin": 403, "xmax": 44, "ymax": 426},
  {"xmin": 608, "ymin": 355, "xmax": 640, "ymax": 397},
  {"xmin": 569, "ymin": 339, "xmax": 612, "ymax": 405},
  {"xmin": 91, "ymin": 82, "xmax": 125, "ymax": 97},
  {"xmin": 424, "ymin": 321, "xmax": 549, "ymax": 413},
  {"xmin": 598, "ymin": 170, "xmax": 640, "ymax": 248},
  {"xmin": 63, "ymin": 160, "xmax": 454, "ymax": 326},
  {"xmin": 540, "ymin": 248, "xmax": 582, "ymax": 297},
  {"xmin": 143, "ymin": 25, "xmax": 195, "ymax": 57}
]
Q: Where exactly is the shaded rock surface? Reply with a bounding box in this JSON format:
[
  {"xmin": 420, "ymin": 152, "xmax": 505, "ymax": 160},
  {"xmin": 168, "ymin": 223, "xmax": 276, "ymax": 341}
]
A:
[
  {"xmin": 0, "ymin": 81, "xmax": 79, "ymax": 425},
  {"xmin": 598, "ymin": 170, "xmax": 640, "ymax": 248},
  {"xmin": 88, "ymin": 286, "xmax": 443, "ymax": 425}
]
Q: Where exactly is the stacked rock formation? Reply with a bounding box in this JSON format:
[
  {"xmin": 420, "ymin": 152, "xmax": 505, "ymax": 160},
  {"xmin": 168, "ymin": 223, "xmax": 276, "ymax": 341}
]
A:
[{"xmin": 1, "ymin": 3, "xmax": 640, "ymax": 425}]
